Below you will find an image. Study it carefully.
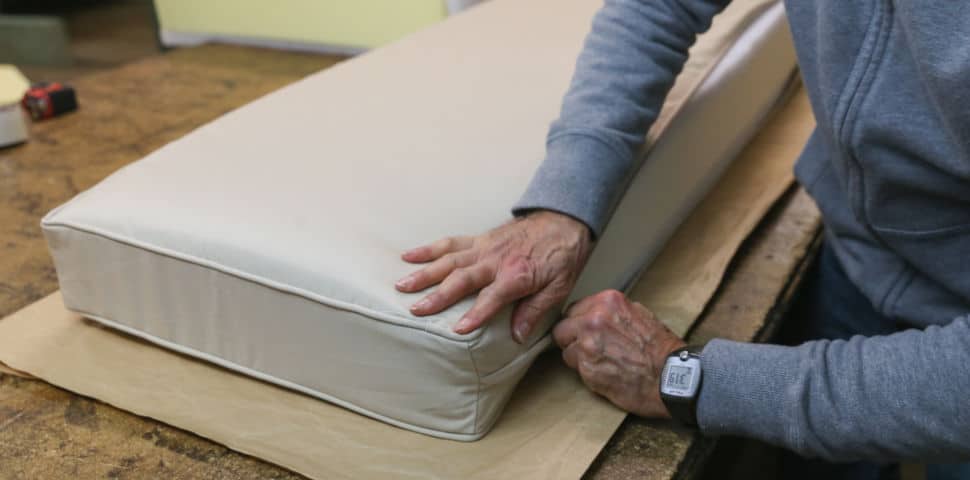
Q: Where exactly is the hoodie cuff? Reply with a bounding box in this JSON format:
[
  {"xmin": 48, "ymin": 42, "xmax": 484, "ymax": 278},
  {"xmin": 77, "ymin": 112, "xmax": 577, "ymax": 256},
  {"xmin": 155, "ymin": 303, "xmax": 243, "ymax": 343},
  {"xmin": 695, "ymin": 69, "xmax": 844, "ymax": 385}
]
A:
[
  {"xmin": 697, "ymin": 339, "xmax": 802, "ymax": 446},
  {"xmin": 512, "ymin": 133, "xmax": 633, "ymax": 237}
]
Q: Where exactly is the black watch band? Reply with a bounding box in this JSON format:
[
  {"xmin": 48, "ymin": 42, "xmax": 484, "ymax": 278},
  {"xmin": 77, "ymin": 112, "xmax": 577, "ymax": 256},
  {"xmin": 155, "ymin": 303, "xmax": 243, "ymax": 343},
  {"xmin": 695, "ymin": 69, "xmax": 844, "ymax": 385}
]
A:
[{"xmin": 660, "ymin": 345, "xmax": 704, "ymax": 427}]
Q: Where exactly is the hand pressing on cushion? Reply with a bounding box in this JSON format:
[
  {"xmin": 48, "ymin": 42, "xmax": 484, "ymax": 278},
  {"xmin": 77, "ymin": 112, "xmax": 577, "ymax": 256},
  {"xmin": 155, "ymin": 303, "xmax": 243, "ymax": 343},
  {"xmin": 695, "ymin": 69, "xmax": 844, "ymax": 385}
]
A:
[
  {"xmin": 553, "ymin": 289, "xmax": 685, "ymax": 418},
  {"xmin": 396, "ymin": 210, "xmax": 592, "ymax": 343}
]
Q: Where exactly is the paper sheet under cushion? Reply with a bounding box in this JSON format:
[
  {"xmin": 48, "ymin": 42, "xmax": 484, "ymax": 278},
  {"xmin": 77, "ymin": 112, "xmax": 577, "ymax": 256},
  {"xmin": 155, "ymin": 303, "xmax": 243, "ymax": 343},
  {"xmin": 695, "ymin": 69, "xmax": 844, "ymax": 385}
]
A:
[
  {"xmin": 0, "ymin": 89, "xmax": 814, "ymax": 479},
  {"xmin": 634, "ymin": 87, "xmax": 814, "ymax": 334},
  {"xmin": 0, "ymin": 362, "xmax": 31, "ymax": 378}
]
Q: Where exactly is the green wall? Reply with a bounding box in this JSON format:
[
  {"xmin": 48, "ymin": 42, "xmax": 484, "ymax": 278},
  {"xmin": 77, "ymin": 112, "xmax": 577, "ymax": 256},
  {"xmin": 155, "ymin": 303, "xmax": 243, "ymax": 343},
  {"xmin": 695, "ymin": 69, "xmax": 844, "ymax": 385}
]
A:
[{"xmin": 154, "ymin": 0, "xmax": 449, "ymax": 50}]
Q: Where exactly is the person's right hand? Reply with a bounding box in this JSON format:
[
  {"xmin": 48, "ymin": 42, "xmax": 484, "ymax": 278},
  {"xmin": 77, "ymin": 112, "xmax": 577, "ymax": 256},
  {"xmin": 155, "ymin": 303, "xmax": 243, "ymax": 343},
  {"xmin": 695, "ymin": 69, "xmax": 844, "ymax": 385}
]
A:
[{"xmin": 396, "ymin": 210, "xmax": 593, "ymax": 343}]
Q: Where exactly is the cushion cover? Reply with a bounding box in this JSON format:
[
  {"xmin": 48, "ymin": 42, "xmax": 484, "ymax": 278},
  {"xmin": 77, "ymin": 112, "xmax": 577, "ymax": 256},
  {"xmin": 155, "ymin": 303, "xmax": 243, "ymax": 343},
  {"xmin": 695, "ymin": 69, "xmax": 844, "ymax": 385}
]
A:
[{"xmin": 43, "ymin": 0, "xmax": 795, "ymax": 440}]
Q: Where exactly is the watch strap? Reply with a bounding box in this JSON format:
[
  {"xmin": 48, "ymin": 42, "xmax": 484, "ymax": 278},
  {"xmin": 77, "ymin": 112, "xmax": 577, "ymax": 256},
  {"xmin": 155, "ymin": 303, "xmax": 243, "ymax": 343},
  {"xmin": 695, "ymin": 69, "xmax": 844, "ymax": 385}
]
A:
[{"xmin": 665, "ymin": 393, "xmax": 698, "ymax": 427}]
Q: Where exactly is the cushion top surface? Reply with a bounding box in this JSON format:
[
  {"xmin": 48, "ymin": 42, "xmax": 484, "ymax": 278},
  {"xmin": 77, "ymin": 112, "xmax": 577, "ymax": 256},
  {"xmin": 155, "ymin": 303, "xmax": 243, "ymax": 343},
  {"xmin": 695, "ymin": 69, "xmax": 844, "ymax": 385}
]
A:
[
  {"xmin": 46, "ymin": 0, "xmax": 605, "ymax": 340},
  {"xmin": 44, "ymin": 0, "xmax": 787, "ymax": 342}
]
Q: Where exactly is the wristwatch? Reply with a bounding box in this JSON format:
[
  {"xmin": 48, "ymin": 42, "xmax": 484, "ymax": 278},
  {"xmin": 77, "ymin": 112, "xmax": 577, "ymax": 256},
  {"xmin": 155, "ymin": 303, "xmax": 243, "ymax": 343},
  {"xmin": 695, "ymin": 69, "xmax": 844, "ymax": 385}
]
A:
[{"xmin": 659, "ymin": 345, "xmax": 704, "ymax": 427}]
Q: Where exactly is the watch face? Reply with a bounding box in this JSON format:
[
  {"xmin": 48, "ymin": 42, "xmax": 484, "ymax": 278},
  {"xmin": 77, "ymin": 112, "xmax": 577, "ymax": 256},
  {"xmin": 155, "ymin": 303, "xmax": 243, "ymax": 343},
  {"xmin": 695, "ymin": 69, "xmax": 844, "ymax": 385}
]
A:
[{"xmin": 661, "ymin": 356, "xmax": 701, "ymax": 397}]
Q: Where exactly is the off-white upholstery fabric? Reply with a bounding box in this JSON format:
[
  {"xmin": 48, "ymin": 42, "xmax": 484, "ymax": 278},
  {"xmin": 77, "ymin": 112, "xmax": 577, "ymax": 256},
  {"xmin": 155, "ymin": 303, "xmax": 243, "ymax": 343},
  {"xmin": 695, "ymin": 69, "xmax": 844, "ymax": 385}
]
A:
[{"xmin": 42, "ymin": 0, "xmax": 795, "ymax": 440}]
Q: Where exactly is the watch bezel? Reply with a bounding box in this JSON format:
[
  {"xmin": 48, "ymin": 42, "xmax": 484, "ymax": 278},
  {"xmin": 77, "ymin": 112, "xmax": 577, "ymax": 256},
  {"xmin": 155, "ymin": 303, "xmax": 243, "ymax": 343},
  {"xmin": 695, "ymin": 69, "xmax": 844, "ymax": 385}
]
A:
[
  {"xmin": 660, "ymin": 356, "xmax": 702, "ymax": 398},
  {"xmin": 659, "ymin": 345, "xmax": 704, "ymax": 427}
]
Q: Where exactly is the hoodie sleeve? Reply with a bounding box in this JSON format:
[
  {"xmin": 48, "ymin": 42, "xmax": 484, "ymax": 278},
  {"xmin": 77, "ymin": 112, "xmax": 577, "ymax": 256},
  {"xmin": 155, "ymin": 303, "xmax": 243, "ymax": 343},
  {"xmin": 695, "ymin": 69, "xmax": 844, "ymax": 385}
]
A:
[
  {"xmin": 698, "ymin": 316, "xmax": 970, "ymax": 461},
  {"xmin": 512, "ymin": 0, "xmax": 731, "ymax": 236}
]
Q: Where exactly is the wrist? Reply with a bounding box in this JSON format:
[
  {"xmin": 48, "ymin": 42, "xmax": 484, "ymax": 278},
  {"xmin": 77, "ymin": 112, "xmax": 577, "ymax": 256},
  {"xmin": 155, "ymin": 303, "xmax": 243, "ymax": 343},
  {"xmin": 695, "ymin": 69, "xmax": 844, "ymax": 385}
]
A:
[
  {"xmin": 521, "ymin": 209, "xmax": 593, "ymax": 242},
  {"xmin": 656, "ymin": 338, "xmax": 688, "ymax": 371}
]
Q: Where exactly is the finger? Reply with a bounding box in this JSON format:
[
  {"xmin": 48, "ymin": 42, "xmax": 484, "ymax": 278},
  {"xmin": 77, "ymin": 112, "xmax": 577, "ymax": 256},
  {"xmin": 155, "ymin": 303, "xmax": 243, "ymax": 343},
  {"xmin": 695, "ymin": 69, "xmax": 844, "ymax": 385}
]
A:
[
  {"xmin": 509, "ymin": 287, "xmax": 564, "ymax": 343},
  {"xmin": 564, "ymin": 291, "xmax": 608, "ymax": 318},
  {"xmin": 561, "ymin": 332, "xmax": 608, "ymax": 372},
  {"xmin": 561, "ymin": 341, "xmax": 581, "ymax": 369},
  {"xmin": 452, "ymin": 283, "xmax": 515, "ymax": 334},
  {"xmin": 397, "ymin": 250, "xmax": 476, "ymax": 292},
  {"xmin": 453, "ymin": 258, "xmax": 537, "ymax": 334},
  {"xmin": 409, "ymin": 264, "xmax": 492, "ymax": 316},
  {"xmin": 552, "ymin": 314, "xmax": 583, "ymax": 348},
  {"xmin": 401, "ymin": 236, "xmax": 473, "ymax": 263},
  {"xmin": 576, "ymin": 360, "xmax": 605, "ymax": 394}
]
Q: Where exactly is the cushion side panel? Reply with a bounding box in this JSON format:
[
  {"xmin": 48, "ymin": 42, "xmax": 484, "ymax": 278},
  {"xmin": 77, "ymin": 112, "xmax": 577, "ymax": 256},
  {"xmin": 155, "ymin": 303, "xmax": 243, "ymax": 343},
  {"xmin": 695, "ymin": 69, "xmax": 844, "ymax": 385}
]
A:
[
  {"xmin": 472, "ymin": 335, "xmax": 554, "ymax": 434},
  {"xmin": 572, "ymin": 2, "xmax": 799, "ymax": 300},
  {"xmin": 42, "ymin": 224, "xmax": 482, "ymax": 438}
]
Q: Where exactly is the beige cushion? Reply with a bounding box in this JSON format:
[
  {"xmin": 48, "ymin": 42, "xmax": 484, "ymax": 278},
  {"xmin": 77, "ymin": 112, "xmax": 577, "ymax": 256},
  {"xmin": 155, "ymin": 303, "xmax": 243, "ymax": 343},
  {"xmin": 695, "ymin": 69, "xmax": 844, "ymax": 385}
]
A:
[{"xmin": 42, "ymin": 0, "xmax": 795, "ymax": 440}]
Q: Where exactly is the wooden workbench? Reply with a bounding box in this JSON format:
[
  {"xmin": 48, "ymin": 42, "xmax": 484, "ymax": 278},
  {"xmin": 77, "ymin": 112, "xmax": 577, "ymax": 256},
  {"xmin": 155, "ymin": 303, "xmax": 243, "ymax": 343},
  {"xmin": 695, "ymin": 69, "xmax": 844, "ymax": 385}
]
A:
[{"xmin": 0, "ymin": 45, "xmax": 820, "ymax": 479}]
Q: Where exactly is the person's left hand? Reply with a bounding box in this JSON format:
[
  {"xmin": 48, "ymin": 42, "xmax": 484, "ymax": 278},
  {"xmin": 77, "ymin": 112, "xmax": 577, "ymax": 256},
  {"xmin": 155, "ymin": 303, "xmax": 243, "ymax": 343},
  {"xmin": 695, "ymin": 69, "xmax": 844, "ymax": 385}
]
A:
[{"xmin": 553, "ymin": 290, "xmax": 685, "ymax": 418}]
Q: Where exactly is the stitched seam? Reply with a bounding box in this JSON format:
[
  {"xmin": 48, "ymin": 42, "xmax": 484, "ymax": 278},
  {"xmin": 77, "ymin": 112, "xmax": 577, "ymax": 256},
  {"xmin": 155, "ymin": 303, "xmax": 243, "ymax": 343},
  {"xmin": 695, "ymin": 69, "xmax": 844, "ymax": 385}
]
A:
[
  {"xmin": 877, "ymin": 263, "xmax": 911, "ymax": 314},
  {"xmin": 44, "ymin": 221, "xmax": 480, "ymax": 345},
  {"xmin": 466, "ymin": 342, "xmax": 482, "ymax": 434},
  {"xmin": 832, "ymin": 0, "xmax": 884, "ymax": 143},
  {"xmin": 848, "ymin": 1, "xmax": 894, "ymax": 229},
  {"xmin": 873, "ymin": 221, "xmax": 970, "ymax": 237},
  {"xmin": 839, "ymin": 1, "xmax": 892, "ymax": 229},
  {"xmin": 845, "ymin": 10, "xmax": 893, "ymax": 143},
  {"xmin": 74, "ymin": 307, "xmax": 482, "ymax": 439},
  {"xmin": 837, "ymin": 0, "xmax": 885, "ymax": 223}
]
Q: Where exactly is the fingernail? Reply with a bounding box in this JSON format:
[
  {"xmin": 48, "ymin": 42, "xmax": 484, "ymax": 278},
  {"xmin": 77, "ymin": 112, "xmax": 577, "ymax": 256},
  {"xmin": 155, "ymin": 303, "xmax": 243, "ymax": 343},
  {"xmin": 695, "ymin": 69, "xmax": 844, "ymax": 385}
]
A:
[
  {"xmin": 411, "ymin": 298, "xmax": 431, "ymax": 312},
  {"xmin": 396, "ymin": 276, "xmax": 413, "ymax": 289},
  {"xmin": 513, "ymin": 323, "xmax": 530, "ymax": 343},
  {"xmin": 454, "ymin": 317, "xmax": 473, "ymax": 333}
]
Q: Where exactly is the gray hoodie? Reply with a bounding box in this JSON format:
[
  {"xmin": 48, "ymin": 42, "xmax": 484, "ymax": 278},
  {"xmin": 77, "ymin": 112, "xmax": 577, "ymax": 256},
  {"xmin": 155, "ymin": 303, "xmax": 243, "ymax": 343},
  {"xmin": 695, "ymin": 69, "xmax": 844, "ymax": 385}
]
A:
[{"xmin": 513, "ymin": 0, "xmax": 970, "ymax": 461}]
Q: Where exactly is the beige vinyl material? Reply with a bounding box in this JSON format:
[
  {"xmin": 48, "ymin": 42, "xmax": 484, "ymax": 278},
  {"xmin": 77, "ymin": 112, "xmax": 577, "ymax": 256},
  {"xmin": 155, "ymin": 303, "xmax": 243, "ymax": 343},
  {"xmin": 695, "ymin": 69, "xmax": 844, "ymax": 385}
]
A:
[
  {"xmin": 0, "ymin": 65, "xmax": 30, "ymax": 147},
  {"xmin": 42, "ymin": 0, "xmax": 795, "ymax": 440}
]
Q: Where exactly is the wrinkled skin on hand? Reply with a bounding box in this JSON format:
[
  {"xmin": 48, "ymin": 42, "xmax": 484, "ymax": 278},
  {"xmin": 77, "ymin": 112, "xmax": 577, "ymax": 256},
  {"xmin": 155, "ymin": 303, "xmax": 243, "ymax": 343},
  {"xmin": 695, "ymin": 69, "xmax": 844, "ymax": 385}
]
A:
[
  {"xmin": 553, "ymin": 290, "xmax": 685, "ymax": 418},
  {"xmin": 396, "ymin": 210, "xmax": 592, "ymax": 343}
]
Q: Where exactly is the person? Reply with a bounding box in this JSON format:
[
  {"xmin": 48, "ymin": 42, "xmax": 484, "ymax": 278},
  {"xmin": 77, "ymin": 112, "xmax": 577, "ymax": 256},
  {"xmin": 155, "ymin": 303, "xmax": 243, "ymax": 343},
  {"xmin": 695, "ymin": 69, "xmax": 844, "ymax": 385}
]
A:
[{"xmin": 393, "ymin": 1, "xmax": 970, "ymax": 478}]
